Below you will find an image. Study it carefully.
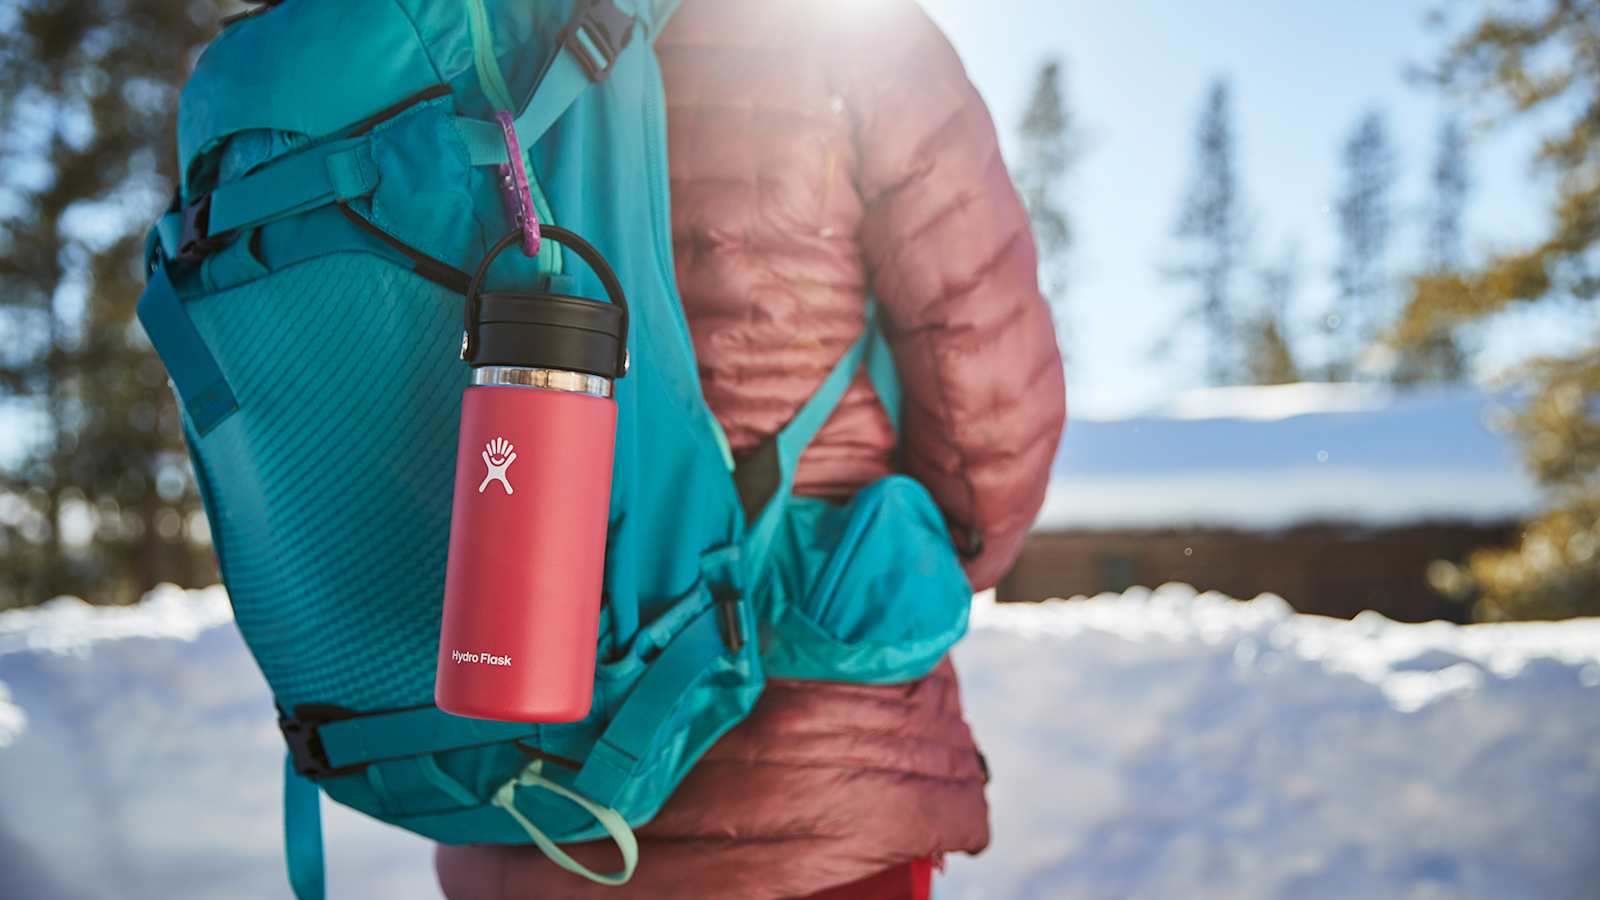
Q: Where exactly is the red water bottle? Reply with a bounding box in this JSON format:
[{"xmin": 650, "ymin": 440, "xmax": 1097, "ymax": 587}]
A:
[{"xmin": 435, "ymin": 226, "xmax": 629, "ymax": 722}]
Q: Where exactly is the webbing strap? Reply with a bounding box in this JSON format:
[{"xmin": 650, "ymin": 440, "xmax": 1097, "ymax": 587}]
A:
[
  {"xmin": 207, "ymin": 137, "xmax": 377, "ymax": 236},
  {"xmin": 773, "ymin": 304, "xmax": 884, "ymax": 479},
  {"xmin": 573, "ymin": 603, "xmax": 726, "ymax": 807},
  {"xmin": 451, "ymin": 40, "xmax": 592, "ymax": 168},
  {"xmin": 284, "ymin": 754, "xmax": 326, "ymax": 900},
  {"xmin": 311, "ymin": 707, "xmax": 536, "ymax": 771},
  {"xmin": 135, "ymin": 261, "xmax": 238, "ymax": 435},
  {"xmin": 151, "ymin": 137, "xmax": 379, "ymax": 264},
  {"xmin": 509, "ymin": 41, "xmax": 593, "ymax": 155},
  {"xmin": 493, "ymin": 760, "xmax": 639, "ymax": 887},
  {"xmin": 452, "ymin": 0, "xmax": 673, "ymax": 167},
  {"xmin": 865, "ymin": 321, "xmax": 902, "ymax": 434}
]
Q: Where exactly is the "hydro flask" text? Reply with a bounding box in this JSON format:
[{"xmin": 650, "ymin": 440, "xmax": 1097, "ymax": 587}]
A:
[{"xmin": 450, "ymin": 649, "xmax": 513, "ymax": 667}]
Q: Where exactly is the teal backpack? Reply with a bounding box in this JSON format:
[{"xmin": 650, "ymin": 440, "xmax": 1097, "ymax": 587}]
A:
[{"xmin": 137, "ymin": 0, "xmax": 973, "ymax": 895}]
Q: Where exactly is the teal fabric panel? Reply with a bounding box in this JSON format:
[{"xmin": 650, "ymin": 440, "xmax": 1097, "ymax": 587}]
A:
[
  {"xmin": 178, "ymin": 0, "xmax": 442, "ymax": 182},
  {"xmin": 397, "ymin": 0, "xmax": 564, "ymax": 123},
  {"xmin": 181, "ymin": 252, "xmax": 466, "ymax": 712},
  {"xmin": 357, "ymin": 99, "xmax": 480, "ymax": 267}
]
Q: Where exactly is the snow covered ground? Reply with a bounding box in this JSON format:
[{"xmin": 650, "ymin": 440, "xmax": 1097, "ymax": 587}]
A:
[
  {"xmin": 3, "ymin": 584, "xmax": 1599, "ymax": 899},
  {"xmin": 1038, "ymin": 385, "xmax": 1542, "ymax": 530}
]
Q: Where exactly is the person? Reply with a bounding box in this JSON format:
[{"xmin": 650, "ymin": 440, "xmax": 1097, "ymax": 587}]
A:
[{"xmin": 436, "ymin": 0, "xmax": 1065, "ymax": 896}]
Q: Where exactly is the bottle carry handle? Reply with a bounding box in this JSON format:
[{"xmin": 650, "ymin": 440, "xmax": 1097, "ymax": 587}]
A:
[{"xmin": 462, "ymin": 226, "xmax": 630, "ymax": 377}]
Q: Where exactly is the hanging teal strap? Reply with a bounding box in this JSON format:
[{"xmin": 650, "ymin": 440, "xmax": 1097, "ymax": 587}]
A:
[
  {"xmin": 312, "ymin": 706, "xmax": 536, "ymax": 771},
  {"xmin": 284, "ymin": 754, "xmax": 326, "ymax": 900},
  {"xmin": 864, "ymin": 317, "xmax": 902, "ymax": 434},
  {"xmin": 136, "ymin": 260, "xmax": 238, "ymax": 435},
  {"xmin": 772, "ymin": 305, "xmax": 882, "ymax": 479},
  {"xmin": 206, "ymin": 136, "xmax": 377, "ymax": 236},
  {"xmin": 573, "ymin": 603, "xmax": 726, "ymax": 807},
  {"xmin": 493, "ymin": 759, "xmax": 638, "ymax": 887}
]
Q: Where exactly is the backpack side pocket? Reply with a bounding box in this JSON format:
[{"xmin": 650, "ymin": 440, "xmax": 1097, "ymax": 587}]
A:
[{"xmin": 760, "ymin": 475, "xmax": 971, "ymax": 684}]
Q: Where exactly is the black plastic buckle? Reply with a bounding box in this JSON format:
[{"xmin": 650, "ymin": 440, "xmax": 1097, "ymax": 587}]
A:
[
  {"xmin": 561, "ymin": 0, "xmax": 635, "ymax": 82},
  {"xmin": 278, "ymin": 707, "xmax": 365, "ymax": 780},
  {"xmin": 714, "ymin": 587, "xmax": 746, "ymax": 653},
  {"xmin": 175, "ymin": 193, "xmax": 225, "ymax": 266},
  {"xmin": 958, "ymin": 526, "xmax": 985, "ymax": 560}
]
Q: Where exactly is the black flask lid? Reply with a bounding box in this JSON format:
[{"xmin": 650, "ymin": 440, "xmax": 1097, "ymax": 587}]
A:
[
  {"xmin": 462, "ymin": 226, "xmax": 630, "ymax": 380},
  {"xmin": 473, "ymin": 290, "xmax": 624, "ymax": 379}
]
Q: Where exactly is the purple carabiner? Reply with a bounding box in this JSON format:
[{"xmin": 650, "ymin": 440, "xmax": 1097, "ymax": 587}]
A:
[{"xmin": 495, "ymin": 110, "xmax": 541, "ymax": 258}]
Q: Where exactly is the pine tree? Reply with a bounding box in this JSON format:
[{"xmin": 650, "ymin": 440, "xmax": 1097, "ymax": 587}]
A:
[
  {"xmin": 1244, "ymin": 244, "xmax": 1302, "ymax": 386},
  {"xmin": 1328, "ymin": 110, "xmax": 1398, "ymax": 380},
  {"xmin": 0, "ymin": 1, "xmax": 221, "ymax": 607},
  {"xmin": 1394, "ymin": 115, "xmax": 1470, "ymax": 385},
  {"xmin": 1015, "ymin": 58, "xmax": 1081, "ymax": 335},
  {"xmin": 1167, "ymin": 79, "xmax": 1249, "ymax": 386},
  {"xmin": 1426, "ymin": 116, "xmax": 1470, "ymax": 272},
  {"xmin": 1403, "ymin": 2, "xmax": 1600, "ymax": 619}
]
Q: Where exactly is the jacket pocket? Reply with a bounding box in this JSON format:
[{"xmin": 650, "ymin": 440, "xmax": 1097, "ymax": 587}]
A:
[{"xmin": 759, "ymin": 475, "xmax": 971, "ymax": 684}]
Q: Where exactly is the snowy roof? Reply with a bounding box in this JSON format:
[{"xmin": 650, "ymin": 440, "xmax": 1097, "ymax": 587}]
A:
[{"xmin": 1037, "ymin": 383, "xmax": 1541, "ymax": 530}]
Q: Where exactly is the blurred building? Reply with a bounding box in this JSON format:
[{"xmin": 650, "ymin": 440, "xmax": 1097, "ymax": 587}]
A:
[{"xmin": 999, "ymin": 385, "xmax": 1537, "ymax": 622}]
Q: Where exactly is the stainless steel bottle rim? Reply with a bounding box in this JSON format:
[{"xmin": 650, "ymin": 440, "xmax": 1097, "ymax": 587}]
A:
[{"xmin": 472, "ymin": 366, "xmax": 613, "ymax": 398}]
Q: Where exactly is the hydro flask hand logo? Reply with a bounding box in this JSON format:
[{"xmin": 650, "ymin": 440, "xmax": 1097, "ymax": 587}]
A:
[{"xmin": 478, "ymin": 437, "xmax": 517, "ymax": 495}]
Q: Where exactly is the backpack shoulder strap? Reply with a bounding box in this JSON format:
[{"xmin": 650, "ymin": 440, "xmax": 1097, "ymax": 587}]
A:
[{"xmin": 454, "ymin": 0, "xmax": 675, "ymax": 163}]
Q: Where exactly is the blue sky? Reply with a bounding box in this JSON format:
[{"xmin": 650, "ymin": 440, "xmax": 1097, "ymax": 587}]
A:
[{"xmin": 920, "ymin": 0, "xmax": 1579, "ymax": 417}]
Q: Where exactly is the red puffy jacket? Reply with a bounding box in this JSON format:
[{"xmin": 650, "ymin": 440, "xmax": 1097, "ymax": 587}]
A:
[{"xmin": 437, "ymin": 2, "xmax": 1064, "ymax": 896}]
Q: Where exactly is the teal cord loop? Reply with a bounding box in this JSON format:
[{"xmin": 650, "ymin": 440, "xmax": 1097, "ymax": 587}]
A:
[{"xmin": 491, "ymin": 760, "xmax": 639, "ymax": 887}]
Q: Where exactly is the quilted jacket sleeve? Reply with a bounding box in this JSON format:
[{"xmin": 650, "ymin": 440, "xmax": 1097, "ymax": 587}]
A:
[{"xmin": 845, "ymin": 0, "xmax": 1066, "ymax": 591}]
